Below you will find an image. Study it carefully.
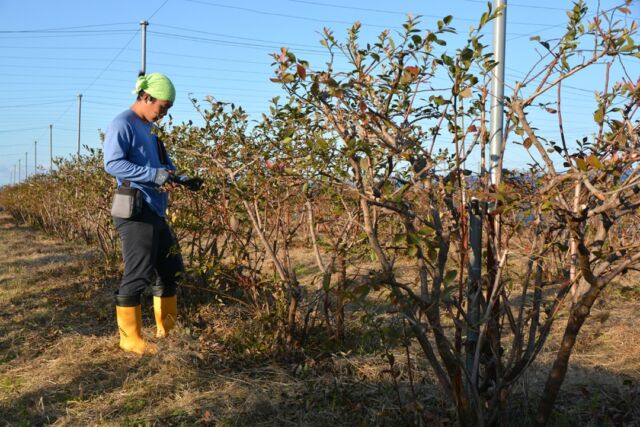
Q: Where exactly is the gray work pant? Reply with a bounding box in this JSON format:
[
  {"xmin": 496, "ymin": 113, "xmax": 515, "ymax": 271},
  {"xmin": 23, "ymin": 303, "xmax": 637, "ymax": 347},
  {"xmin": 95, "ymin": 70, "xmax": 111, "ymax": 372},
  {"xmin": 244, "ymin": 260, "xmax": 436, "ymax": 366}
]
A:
[{"xmin": 113, "ymin": 203, "xmax": 183, "ymax": 306}]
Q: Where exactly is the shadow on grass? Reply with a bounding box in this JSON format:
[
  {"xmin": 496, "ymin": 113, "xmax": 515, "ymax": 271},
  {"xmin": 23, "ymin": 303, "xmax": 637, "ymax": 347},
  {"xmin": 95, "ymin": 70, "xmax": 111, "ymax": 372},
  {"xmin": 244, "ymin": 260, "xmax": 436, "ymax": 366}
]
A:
[{"xmin": 0, "ymin": 357, "xmax": 155, "ymax": 426}]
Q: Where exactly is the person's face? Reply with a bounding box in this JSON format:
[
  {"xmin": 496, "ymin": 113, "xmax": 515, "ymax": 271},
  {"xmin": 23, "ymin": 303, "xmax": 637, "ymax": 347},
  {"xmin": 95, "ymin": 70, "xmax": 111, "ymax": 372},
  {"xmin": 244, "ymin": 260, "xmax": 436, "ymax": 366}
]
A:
[{"xmin": 142, "ymin": 95, "xmax": 173, "ymax": 122}]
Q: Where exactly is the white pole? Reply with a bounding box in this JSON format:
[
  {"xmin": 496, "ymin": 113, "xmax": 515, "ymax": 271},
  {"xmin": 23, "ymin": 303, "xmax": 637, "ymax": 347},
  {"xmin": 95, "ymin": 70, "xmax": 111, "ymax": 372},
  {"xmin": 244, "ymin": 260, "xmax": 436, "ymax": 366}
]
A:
[
  {"xmin": 49, "ymin": 124, "xmax": 53, "ymax": 172},
  {"xmin": 489, "ymin": 0, "xmax": 507, "ymax": 186},
  {"xmin": 77, "ymin": 94, "xmax": 82, "ymax": 157},
  {"xmin": 140, "ymin": 21, "xmax": 149, "ymax": 75}
]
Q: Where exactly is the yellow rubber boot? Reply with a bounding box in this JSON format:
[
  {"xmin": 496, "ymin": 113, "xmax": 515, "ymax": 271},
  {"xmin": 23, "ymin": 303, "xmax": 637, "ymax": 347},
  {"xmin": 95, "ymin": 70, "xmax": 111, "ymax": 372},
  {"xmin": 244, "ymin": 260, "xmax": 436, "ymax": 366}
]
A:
[
  {"xmin": 116, "ymin": 305, "xmax": 157, "ymax": 355},
  {"xmin": 154, "ymin": 295, "xmax": 177, "ymax": 338}
]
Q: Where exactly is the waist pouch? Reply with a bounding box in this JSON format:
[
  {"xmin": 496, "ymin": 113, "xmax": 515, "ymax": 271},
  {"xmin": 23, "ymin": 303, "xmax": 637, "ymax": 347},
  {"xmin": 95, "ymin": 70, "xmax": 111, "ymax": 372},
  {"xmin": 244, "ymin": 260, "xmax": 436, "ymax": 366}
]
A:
[{"xmin": 111, "ymin": 182, "xmax": 144, "ymax": 219}]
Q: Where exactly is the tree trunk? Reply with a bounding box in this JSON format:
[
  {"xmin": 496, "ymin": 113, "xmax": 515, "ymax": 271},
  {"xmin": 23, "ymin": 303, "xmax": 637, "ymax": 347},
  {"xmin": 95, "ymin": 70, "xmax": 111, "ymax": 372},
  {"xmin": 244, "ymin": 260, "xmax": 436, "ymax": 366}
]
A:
[{"xmin": 533, "ymin": 286, "xmax": 601, "ymax": 426}]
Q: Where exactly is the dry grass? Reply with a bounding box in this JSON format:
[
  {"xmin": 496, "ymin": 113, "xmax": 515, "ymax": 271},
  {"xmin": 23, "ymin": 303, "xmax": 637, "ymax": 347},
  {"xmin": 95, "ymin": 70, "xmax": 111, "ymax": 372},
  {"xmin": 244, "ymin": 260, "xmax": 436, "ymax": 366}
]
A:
[{"xmin": 0, "ymin": 212, "xmax": 638, "ymax": 426}]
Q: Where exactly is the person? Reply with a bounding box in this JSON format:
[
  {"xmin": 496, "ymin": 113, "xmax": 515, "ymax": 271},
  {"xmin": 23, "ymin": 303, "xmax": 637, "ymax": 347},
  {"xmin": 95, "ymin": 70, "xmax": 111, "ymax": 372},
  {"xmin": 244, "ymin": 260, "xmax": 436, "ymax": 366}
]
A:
[{"xmin": 104, "ymin": 73, "xmax": 199, "ymax": 355}]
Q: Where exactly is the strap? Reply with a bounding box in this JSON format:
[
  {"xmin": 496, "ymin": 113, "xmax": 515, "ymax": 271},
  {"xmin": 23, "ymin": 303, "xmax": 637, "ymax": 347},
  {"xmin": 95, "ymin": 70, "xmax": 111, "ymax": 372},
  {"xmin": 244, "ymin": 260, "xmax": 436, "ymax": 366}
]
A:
[{"xmin": 156, "ymin": 137, "xmax": 168, "ymax": 165}]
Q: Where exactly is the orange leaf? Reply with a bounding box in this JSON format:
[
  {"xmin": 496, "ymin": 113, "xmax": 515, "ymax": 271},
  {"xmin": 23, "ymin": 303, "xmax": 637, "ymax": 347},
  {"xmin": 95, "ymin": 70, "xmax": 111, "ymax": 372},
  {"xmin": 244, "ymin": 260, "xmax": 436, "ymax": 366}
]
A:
[{"xmin": 405, "ymin": 66, "xmax": 419, "ymax": 76}]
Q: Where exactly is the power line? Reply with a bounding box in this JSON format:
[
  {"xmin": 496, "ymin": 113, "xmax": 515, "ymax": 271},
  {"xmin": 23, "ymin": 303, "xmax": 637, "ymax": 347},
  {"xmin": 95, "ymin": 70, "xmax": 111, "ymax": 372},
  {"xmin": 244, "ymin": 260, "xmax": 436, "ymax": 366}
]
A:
[
  {"xmin": 287, "ymin": 0, "xmax": 560, "ymax": 26},
  {"xmin": 149, "ymin": 30, "xmax": 328, "ymax": 55},
  {"xmin": 461, "ymin": 0, "xmax": 570, "ymax": 11},
  {"xmin": 153, "ymin": 23, "xmax": 326, "ymax": 50},
  {"xmin": 0, "ymin": 22, "xmax": 137, "ymax": 33},
  {"xmin": 0, "ymin": 100, "xmax": 72, "ymax": 109},
  {"xmin": 0, "ymin": 126, "xmax": 46, "ymax": 134},
  {"xmin": 0, "ymin": 31, "xmax": 138, "ymax": 40},
  {"xmin": 186, "ymin": 0, "xmax": 400, "ymax": 29},
  {"xmin": 0, "ymin": 45, "xmax": 137, "ymax": 51}
]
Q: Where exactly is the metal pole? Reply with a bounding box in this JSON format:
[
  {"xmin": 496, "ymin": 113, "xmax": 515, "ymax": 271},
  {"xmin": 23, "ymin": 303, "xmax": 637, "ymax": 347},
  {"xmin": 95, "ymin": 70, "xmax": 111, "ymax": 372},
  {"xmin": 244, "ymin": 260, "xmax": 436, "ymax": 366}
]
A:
[
  {"xmin": 49, "ymin": 124, "xmax": 53, "ymax": 172},
  {"xmin": 18, "ymin": 159, "xmax": 21, "ymax": 182},
  {"xmin": 34, "ymin": 140, "xmax": 37, "ymax": 175},
  {"xmin": 25, "ymin": 152, "xmax": 28, "ymax": 179},
  {"xmin": 489, "ymin": 0, "xmax": 507, "ymax": 186},
  {"xmin": 77, "ymin": 94, "xmax": 82, "ymax": 157},
  {"xmin": 140, "ymin": 21, "xmax": 149, "ymax": 75},
  {"xmin": 466, "ymin": 199, "xmax": 484, "ymax": 379}
]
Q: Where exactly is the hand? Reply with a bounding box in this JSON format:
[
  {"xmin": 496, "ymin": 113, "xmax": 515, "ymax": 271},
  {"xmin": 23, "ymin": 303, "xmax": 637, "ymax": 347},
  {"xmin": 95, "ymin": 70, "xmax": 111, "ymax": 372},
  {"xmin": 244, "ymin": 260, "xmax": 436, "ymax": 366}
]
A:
[
  {"xmin": 183, "ymin": 177, "xmax": 204, "ymax": 191},
  {"xmin": 168, "ymin": 174, "xmax": 204, "ymax": 191}
]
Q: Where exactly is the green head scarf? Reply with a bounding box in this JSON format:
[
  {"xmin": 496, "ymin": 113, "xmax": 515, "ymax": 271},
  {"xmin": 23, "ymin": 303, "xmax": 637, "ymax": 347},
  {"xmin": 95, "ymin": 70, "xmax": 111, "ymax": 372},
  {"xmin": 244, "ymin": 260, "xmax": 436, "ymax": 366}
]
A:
[{"xmin": 133, "ymin": 73, "xmax": 176, "ymax": 102}]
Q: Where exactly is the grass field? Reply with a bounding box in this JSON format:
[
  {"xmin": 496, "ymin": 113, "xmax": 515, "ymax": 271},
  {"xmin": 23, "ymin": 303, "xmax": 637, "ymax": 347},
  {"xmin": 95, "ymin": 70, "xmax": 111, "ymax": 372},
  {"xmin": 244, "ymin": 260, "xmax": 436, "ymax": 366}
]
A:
[{"xmin": 0, "ymin": 212, "xmax": 638, "ymax": 426}]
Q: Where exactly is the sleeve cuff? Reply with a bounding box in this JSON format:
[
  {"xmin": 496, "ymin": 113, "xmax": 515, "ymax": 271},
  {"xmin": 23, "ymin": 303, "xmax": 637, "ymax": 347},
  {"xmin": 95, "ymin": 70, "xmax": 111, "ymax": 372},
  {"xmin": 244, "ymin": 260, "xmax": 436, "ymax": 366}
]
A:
[{"xmin": 154, "ymin": 168, "xmax": 170, "ymax": 185}]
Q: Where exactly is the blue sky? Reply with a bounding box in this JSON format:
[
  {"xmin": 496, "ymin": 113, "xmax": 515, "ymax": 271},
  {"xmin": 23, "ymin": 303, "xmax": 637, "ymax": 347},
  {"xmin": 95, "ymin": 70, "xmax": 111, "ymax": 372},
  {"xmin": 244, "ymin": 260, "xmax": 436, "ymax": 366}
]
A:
[{"xmin": 0, "ymin": 0, "xmax": 638, "ymax": 186}]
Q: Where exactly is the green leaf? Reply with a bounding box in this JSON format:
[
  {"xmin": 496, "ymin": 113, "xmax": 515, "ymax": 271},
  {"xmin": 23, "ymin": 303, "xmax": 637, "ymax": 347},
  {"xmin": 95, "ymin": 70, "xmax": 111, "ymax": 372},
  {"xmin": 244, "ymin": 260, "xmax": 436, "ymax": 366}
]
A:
[
  {"xmin": 427, "ymin": 247, "xmax": 438, "ymax": 262},
  {"xmin": 407, "ymin": 245, "xmax": 419, "ymax": 257},
  {"xmin": 392, "ymin": 233, "xmax": 406, "ymax": 245},
  {"xmin": 480, "ymin": 12, "xmax": 489, "ymax": 27},
  {"xmin": 407, "ymin": 232, "xmax": 421, "ymax": 246},
  {"xmin": 587, "ymin": 154, "xmax": 604, "ymax": 170},
  {"xmin": 444, "ymin": 270, "xmax": 458, "ymax": 285},
  {"xmin": 593, "ymin": 107, "xmax": 604, "ymax": 124},
  {"xmin": 575, "ymin": 157, "xmax": 588, "ymax": 171}
]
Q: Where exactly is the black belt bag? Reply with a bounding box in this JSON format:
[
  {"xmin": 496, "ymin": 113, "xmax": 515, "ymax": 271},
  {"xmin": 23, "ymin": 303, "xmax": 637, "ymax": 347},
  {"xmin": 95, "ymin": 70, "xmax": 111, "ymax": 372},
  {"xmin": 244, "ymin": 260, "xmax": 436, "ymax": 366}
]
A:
[{"xmin": 111, "ymin": 181, "xmax": 144, "ymax": 219}]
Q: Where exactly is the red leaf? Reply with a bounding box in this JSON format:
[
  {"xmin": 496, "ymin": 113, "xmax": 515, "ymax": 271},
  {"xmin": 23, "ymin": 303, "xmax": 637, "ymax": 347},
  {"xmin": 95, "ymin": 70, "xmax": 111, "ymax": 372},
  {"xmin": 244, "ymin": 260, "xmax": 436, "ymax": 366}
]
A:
[
  {"xmin": 405, "ymin": 66, "xmax": 419, "ymax": 75},
  {"xmin": 296, "ymin": 63, "xmax": 306, "ymax": 80}
]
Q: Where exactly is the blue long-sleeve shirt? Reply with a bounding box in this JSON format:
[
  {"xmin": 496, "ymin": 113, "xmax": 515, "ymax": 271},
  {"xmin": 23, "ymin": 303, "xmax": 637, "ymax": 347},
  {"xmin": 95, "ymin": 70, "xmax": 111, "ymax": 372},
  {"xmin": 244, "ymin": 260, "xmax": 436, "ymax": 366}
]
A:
[{"xmin": 104, "ymin": 109, "xmax": 176, "ymax": 217}]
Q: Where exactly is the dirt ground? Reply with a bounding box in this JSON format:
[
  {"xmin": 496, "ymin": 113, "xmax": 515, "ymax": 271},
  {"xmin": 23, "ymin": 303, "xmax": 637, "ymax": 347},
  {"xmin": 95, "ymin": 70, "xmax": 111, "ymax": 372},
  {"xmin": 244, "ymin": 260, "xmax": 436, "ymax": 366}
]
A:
[{"xmin": 0, "ymin": 212, "xmax": 638, "ymax": 426}]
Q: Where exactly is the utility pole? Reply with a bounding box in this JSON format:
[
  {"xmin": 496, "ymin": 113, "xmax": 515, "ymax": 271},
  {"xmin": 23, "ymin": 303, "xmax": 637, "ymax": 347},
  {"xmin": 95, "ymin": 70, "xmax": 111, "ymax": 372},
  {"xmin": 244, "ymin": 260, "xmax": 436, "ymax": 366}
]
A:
[
  {"xmin": 49, "ymin": 124, "xmax": 53, "ymax": 172},
  {"xmin": 34, "ymin": 140, "xmax": 37, "ymax": 175},
  {"xmin": 489, "ymin": 0, "xmax": 507, "ymax": 186},
  {"xmin": 25, "ymin": 152, "xmax": 28, "ymax": 179},
  {"xmin": 18, "ymin": 159, "xmax": 21, "ymax": 182},
  {"xmin": 140, "ymin": 21, "xmax": 149, "ymax": 75},
  {"xmin": 466, "ymin": 0, "xmax": 507, "ymax": 386},
  {"xmin": 77, "ymin": 94, "xmax": 82, "ymax": 157}
]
